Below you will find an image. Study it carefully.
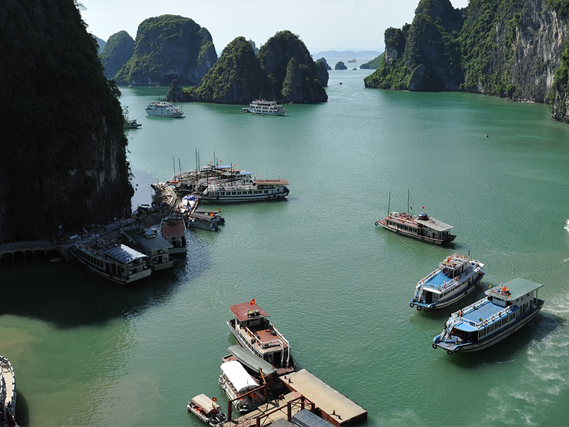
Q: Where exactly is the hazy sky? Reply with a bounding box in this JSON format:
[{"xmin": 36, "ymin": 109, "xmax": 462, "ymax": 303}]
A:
[{"xmin": 81, "ymin": 0, "xmax": 469, "ymax": 54}]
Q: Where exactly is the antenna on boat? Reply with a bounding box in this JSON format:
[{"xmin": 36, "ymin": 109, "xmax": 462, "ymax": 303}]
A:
[
  {"xmin": 387, "ymin": 192, "xmax": 391, "ymax": 215},
  {"xmin": 172, "ymin": 157, "xmax": 176, "ymax": 179},
  {"xmin": 407, "ymin": 189, "xmax": 410, "ymax": 214},
  {"xmin": 178, "ymin": 158, "xmax": 182, "ymax": 176}
]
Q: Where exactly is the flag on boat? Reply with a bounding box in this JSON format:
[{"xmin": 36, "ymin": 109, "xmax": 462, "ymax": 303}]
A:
[
  {"xmin": 212, "ymin": 397, "xmax": 217, "ymax": 402},
  {"xmin": 250, "ymin": 298, "xmax": 255, "ymax": 306}
]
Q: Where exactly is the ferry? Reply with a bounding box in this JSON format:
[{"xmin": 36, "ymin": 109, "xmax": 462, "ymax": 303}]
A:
[
  {"xmin": 243, "ymin": 99, "xmax": 286, "ymax": 116},
  {"xmin": 375, "ymin": 211, "xmax": 456, "ymax": 245},
  {"xmin": 218, "ymin": 360, "xmax": 263, "ymax": 413},
  {"xmin": 119, "ymin": 225, "xmax": 177, "ymax": 271},
  {"xmin": 187, "ymin": 394, "xmax": 226, "ymax": 426},
  {"xmin": 160, "ymin": 213, "xmax": 187, "ymax": 255},
  {"xmin": 201, "ymin": 178, "xmax": 289, "ymax": 203},
  {"xmin": 410, "ymin": 254, "xmax": 485, "ymax": 311},
  {"xmin": 145, "ymin": 101, "xmax": 184, "ymax": 118},
  {"xmin": 432, "ymin": 278, "xmax": 544, "ymax": 354},
  {"xmin": 72, "ymin": 238, "xmax": 153, "ymax": 284},
  {"xmin": 0, "ymin": 355, "xmax": 17, "ymax": 427},
  {"xmin": 227, "ymin": 300, "xmax": 295, "ymax": 374}
]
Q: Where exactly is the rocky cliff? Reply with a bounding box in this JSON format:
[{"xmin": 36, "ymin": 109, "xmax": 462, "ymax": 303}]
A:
[
  {"xmin": 0, "ymin": 0, "xmax": 132, "ymax": 242},
  {"xmin": 115, "ymin": 15, "xmax": 218, "ymax": 86},
  {"xmin": 365, "ymin": 0, "xmax": 569, "ymax": 121},
  {"xmin": 180, "ymin": 30, "xmax": 327, "ymax": 104},
  {"xmin": 100, "ymin": 30, "xmax": 134, "ymax": 80}
]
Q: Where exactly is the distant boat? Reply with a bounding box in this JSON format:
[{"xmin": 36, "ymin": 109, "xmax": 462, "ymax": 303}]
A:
[
  {"xmin": 243, "ymin": 99, "xmax": 286, "ymax": 116},
  {"xmin": 432, "ymin": 278, "xmax": 544, "ymax": 354},
  {"xmin": 145, "ymin": 101, "xmax": 185, "ymax": 118},
  {"xmin": 348, "ymin": 58, "xmax": 356, "ymax": 63},
  {"xmin": 125, "ymin": 118, "xmax": 142, "ymax": 129}
]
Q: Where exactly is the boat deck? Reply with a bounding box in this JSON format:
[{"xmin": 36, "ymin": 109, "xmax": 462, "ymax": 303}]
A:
[
  {"xmin": 459, "ymin": 301, "xmax": 504, "ymax": 332},
  {"xmin": 425, "ymin": 271, "xmax": 451, "ymax": 289}
]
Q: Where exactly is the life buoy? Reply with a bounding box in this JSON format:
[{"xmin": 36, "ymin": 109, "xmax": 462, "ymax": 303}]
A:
[
  {"xmin": 409, "ymin": 302, "xmax": 414, "ymax": 308},
  {"xmin": 432, "ymin": 343, "xmax": 438, "ymax": 349}
]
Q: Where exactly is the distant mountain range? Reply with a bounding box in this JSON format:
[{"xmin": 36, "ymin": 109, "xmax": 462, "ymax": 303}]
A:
[{"xmin": 312, "ymin": 50, "xmax": 381, "ymax": 58}]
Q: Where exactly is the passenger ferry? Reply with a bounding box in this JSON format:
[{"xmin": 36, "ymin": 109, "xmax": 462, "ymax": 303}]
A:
[
  {"xmin": 432, "ymin": 278, "xmax": 544, "ymax": 354},
  {"xmin": 201, "ymin": 178, "xmax": 289, "ymax": 203},
  {"xmin": 218, "ymin": 360, "xmax": 263, "ymax": 413},
  {"xmin": 410, "ymin": 254, "xmax": 485, "ymax": 311},
  {"xmin": 187, "ymin": 394, "xmax": 226, "ymax": 426},
  {"xmin": 72, "ymin": 238, "xmax": 153, "ymax": 284},
  {"xmin": 119, "ymin": 225, "xmax": 177, "ymax": 271},
  {"xmin": 1, "ymin": 355, "xmax": 17, "ymax": 427},
  {"xmin": 160, "ymin": 213, "xmax": 187, "ymax": 255},
  {"xmin": 375, "ymin": 211, "xmax": 456, "ymax": 245},
  {"xmin": 243, "ymin": 99, "xmax": 286, "ymax": 116},
  {"xmin": 227, "ymin": 300, "xmax": 295, "ymax": 374},
  {"xmin": 145, "ymin": 101, "xmax": 184, "ymax": 118}
]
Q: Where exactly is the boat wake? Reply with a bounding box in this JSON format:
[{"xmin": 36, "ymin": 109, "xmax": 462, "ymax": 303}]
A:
[{"xmin": 482, "ymin": 295, "xmax": 569, "ymax": 425}]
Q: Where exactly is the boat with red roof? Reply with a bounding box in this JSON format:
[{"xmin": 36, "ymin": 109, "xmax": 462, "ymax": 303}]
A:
[{"xmin": 227, "ymin": 300, "xmax": 295, "ymax": 374}]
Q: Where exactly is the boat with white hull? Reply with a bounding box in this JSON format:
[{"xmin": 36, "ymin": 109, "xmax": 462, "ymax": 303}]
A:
[
  {"xmin": 375, "ymin": 211, "xmax": 456, "ymax": 245},
  {"xmin": 410, "ymin": 254, "xmax": 484, "ymax": 311},
  {"xmin": 160, "ymin": 213, "xmax": 187, "ymax": 255},
  {"xmin": 145, "ymin": 101, "xmax": 184, "ymax": 118},
  {"xmin": 1, "ymin": 355, "xmax": 17, "ymax": 427},
  {"xmin": 202, "ymin": 179, "xmax": 289, "ymax": 203},
  {"xmin": 243, "ymin": 99, "xmax": 286, "ymax": 116},
  {"xmin": 432, "ymin": 278, "xmax": 544, "ymax": 354},
  {"xmin": 120, "ymin": 225, "xmax": 177, "ymax": 271},
  {"xmin": 187, "ymin": 394, "xmax": 226, "ymax": 426},
  {"xmin": 218, "ymin": 360, "xmax": 263, "ymax": 413},
  {"xmin": 227, "ymin": 301, "xmax": 295, "ymax": 374}
]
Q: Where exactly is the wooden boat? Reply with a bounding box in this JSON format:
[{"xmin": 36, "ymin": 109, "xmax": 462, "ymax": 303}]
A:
[
  {"xmin": 227, "ymin": 300, "xmax": 295, "ymax": 374},
  {"xmin": 187, "ymin": 394, "xmax": 226, "ymax": 426},
  {"xmin": 432, "ymin": 278, "xmax": 544, "ymax": 354},
  {"xmin": 410, "ymin": 254, "xmax": 485, "ymax": 310}
]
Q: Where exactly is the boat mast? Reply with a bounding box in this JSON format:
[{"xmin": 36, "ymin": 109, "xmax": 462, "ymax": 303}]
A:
[
  {"xmin": 387, "ymin": 192, "xmax": 391, "ymax": 215},
  {"xmin": 172, "ymin": 157, "xmax": 176, "ymax": 179},
  {"xmin": 407, "ymin": 189, "xmax": 410, "ymax": 214}
]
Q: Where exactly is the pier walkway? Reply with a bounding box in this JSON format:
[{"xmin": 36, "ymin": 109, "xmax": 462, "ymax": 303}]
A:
[{"xmin": 0, "ymin": 240, "xmax": 56, "ymax": 262}]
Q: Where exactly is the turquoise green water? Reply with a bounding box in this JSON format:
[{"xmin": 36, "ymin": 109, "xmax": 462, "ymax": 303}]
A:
[{"xmin": 2, "ymin": 66, "xmax": 569, "ymax": 426}]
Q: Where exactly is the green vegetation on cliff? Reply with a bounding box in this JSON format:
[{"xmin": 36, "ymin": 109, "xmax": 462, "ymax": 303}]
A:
[
  {"xmin": 116, "ymin": 15, "xmax": 217, "ymax": 86},
  {"xmin": 100, "ymin": 30, "xmax": 134, "ymax": 80},
  {"xmin": 0, "ymin": 0, "xmax": 132, "ymax": 242},
  {"xmin": 360, "ymin": 55, "xmax": 383, "ymax": 69}
]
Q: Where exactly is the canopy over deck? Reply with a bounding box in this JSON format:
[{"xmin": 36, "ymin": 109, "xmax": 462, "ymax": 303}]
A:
[
  {"xmin": 191, "ymin": 394, "xmax": 220, "ymax": 413},
  {"xmin": 220, "ymin": 360, "xmax": 258, "ymax": 394},
  {"xmin": 415, "ymin": 217, "xmax": 454, "ymax": 232},
  {"xmin": 230, "ymin": 302, "xmax": 270, "ymax": 322},
  {"xmin": 486, "ymin": 278, "xmax": 543, "ymax": 300},
  {"xmin": 104, "ymin": 244, "xmax": 147, "ymax": 264},
  {"xmin": 228, "ymin": 345, "xmax": 277, "ymax": 376},
  {"xmin": 255, "ymin": 179, "xmax": 289, "ymax": 185}
]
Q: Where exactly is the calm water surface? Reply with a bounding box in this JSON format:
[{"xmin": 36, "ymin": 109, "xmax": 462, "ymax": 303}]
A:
[{"xmin": 2, "ymin": 66, "xmax": 569, "ymax": 426}]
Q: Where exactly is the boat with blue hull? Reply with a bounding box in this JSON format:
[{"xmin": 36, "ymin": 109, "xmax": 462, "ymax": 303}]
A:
[
  {"xmin": 432, "ymin": 278, "xmax": 544, "ymax": 355},
  {"xmin": 410, "ymin": 254, "xmax": 484, "ymax": 311}
]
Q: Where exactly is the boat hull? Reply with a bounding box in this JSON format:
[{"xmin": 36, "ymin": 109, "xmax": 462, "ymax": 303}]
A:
[
  {"xmin": 75, "ymin": 255, "xmax": 152, "ymax": 285},
  {"xmin": 375, "ymin": 220, "xmax": 455, "ymax": 245},
  {"xmin": 411, "ymin": 271, "xmax": 484, "ymax": 310},
  {"xmin": 433, "ymin": 301, "xmax": 544, "ymax": 354}
]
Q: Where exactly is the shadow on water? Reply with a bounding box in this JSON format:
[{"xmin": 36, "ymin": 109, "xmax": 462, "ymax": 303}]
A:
[
  {"xmin": 14, "ymin": 390, "xmax": 29, "ymax": 427},
  {"xmin": 0, "ymin": 231, "xmax": 215, "ymax": 328}
]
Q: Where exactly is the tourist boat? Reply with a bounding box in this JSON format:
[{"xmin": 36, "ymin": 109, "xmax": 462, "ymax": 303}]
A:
[
  {"xmin": 160, "ymin": 213, "xmax": 187, "ymax": 255},
  {"xmin": 375, "ymin": 211, "xmax": 456, "ymax": 245},
  {"xmin": 187, "ymin": 394, "xmax": 226, "ymax": 426},
  {"xmin": 125, "ymin": 118, "xmax": 141, "ymax": 129},
  {"xmin": 201, "ymin": 178, "xmax": 289, "ymax": 203},
  {"xmin": 178, "ymin": 195, "xmax": 198, "ymax": 213},
  {"xmin": 227, "ymin": 300, "xmax": 295, "ymax": 374},
  {"xmin": 410, "ymin": 254, "xmax": 485, "ymax": 311},
  {"xmin": 243, "ymin": 99, "xmax": 286, "ymax": 116},
  {"xmin": 0, "ymin": 355, "xmax": 17, "ymax": 427},
  {"xmin": 119, "ymin": 225, "xmax": 177, "ymax": 271},
  {"xmin": 145, "ymin": 101, "xmax": 184, "ymax": 118},
  {"xmin": 218, "ymin": 360, "xmax": 263, "ymax": 413},
  {"xmin": 72, "ymin": 238, "xmax": 153, "ymax": 284},
  {"xmin": 432, "ymin": 278, "xmax": 544, "ymax": 354},
  {"xmin": 185, "ymin": 212, "xmax": 219, "ymax": 231}
]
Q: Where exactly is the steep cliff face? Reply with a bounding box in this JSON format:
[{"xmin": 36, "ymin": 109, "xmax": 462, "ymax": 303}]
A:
[
  {"xmin": 551, "ymin": 30, "xmax": 569, "ymax": 123},
  {"xmin": 365, "ymin": 0, "xmax": 569, "ymax": 120},
  {"xmin": 182, "ymin": 37, "xmax": 269, "ymax": 103},
  {"xmin": 258, "ymin": 31, "xmax": 327, "ymax": 103},
  {"xmin": 115, "ymin": 15, "xmax": 218, "ymax": 86},
  {"xmin": 100, "ymin": 30, "xmax": 134, "ymax": 80},
  {"xmin": 0, "ymin": 0, "xmax": 132, "ymax": 242}
]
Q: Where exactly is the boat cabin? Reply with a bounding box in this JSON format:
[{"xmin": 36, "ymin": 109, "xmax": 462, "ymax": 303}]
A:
[{"xmin": 219, "ymin": 360, "xmax": 262, "ymax": 413}]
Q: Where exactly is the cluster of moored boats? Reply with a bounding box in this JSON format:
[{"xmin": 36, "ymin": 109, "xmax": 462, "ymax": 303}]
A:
[
  {"xmin": 188, "ymin": 300, "xmax": 297, "ymax": 425},
  {"xmin": 375, "ymin": 202, "xmax": 545, "ymax": 356}
]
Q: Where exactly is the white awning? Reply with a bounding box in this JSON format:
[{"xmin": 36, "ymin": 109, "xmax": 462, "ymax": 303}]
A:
[{"xmin": 220, "ymin": 360, "xmax": 258, "ymax": 394}]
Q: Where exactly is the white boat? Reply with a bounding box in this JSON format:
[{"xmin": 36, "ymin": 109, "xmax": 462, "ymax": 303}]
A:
[
  {"xmin": 119, "ymin": 225, "xmax": 177, "ymax": 271},
  {"xmin": 227, "ymin": 301, "xmax": 295, "ymax": 374},
  {"xmin": 72, "ymin": 238, "xmax": 153, "ymax": 284},
  {"xmin": 160, "ymin": 213, "xmax": 187, "ymax": 255},
  {"xmin": 375, "ymin": 211, "xmax": 456, "ymax": 245},
  {"xmin": 201, "ymin": 178, "xmax": 289, "ymax": 203},
  {"xmin": 179, "ymin": 195, "xmax": 198, "ymax": 213},
  {"xmin": 244, "ymin": 99, "xmax": 286, "ymax": 116},
  {"xmin": 218, "ymin": 360, "xmax": 263, "ymax": 413},
  {"xmin": 145, "ymin": 101, "xmax": 185, "ymax": 118},
  {"xmin": 187, "ymin": 394, "xmax": 226, "ymax": 426},
  {"xmin": 125, "ymin": 118, "xmax": 141, "ymax": 129},
  {"xmin": 432, "ymin": 278, "xmax": 544, "ymax": 354},
  {"xmin": 565, "ymin": 218, "xmax": 569, "ymax": 230},
  {"xmin": 410, "ymin": 254, "xmax": 485, "ymax": 311},
  {"xmin": 0, "ymin": 355, "xmax": 17, "ymax": 427}
]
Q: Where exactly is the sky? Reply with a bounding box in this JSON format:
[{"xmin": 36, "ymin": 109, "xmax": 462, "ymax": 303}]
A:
[{"xmin": 80, "ymin": 0, "xmax": 469, "ymax": 54}]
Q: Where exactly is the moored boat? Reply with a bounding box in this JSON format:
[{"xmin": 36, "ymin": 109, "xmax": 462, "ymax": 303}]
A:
[
  {"xmin": 375, "ymin": 211, "xmax": 456, "ymax": 245},
  {"xmin": 201, "ymin": 178, "xmax": 289, "ymax": 203},
  {"xmin": 119, "ymin": 224, "xmax": 177, "ymax": 271},
  {"xmin": 0, "ymin": 355, "xmax": 17, "ymax": 427},
  {"xmin": 145, "ymin": 101, "xmax": 184, "ymax": 118},
  {"xmin": 125, "ymin": 118, "xmax": 142, "ymax": 129},
  {"xmin": 432, "ymin": 278, "xmax": 544, "ymax": 354},
  {"xmin": 187, "ymin": 394, "xmax": 226, "ymax": 426},
  {"xmin": 227, "ymin": 300, "xmax": 295, "ymax": 374},
  {"xmin": 218, "ymin": 360, "xmax": 263, "ymax": 413},
  {"xmin": 410, "ymin": 254, "xmax": 485, "ymax": 311},
  {"xmin": 160, "ymin": 213, "xmax": 187, "ymax": 255},
  {"xmin": 244, "ymin": 99, "xmax": 286, "ymax": 116}
]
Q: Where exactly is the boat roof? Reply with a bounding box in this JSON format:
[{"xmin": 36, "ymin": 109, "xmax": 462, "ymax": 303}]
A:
[
  {"xmin": 228, "ymin": 345, "xmax": 277, "ymax": 376},
  {"xmin": 415, "ymin": 216, "xmax": 453, "ymax": 232},
  {"xmin": 485, "ymin": 278, "xmax": 543, "ymax": 300},
  {"xmin": 103, "ymin": 244, "xmax": 147, "ymax": 264},
  {"xmin": 135, "ymin": 233, "xmax": 173, "ymax": 251},
  {"xmin": 161, "ymin": 220, "xmax": 185, "ymax": 238},
  {"xmin": 220, "ymin": 360, "xmax": 258, "ymax": 392},
  {"xmin": 230, "ymin": 302, "xmax": 270, "ymax": 322},
  {"xmin": 255, "ymin": 179, "xmax": 289, "ymax": 185},
  {"xmin": 191, "ymin": 394, "xmax": 220, "ymax": 412}
]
